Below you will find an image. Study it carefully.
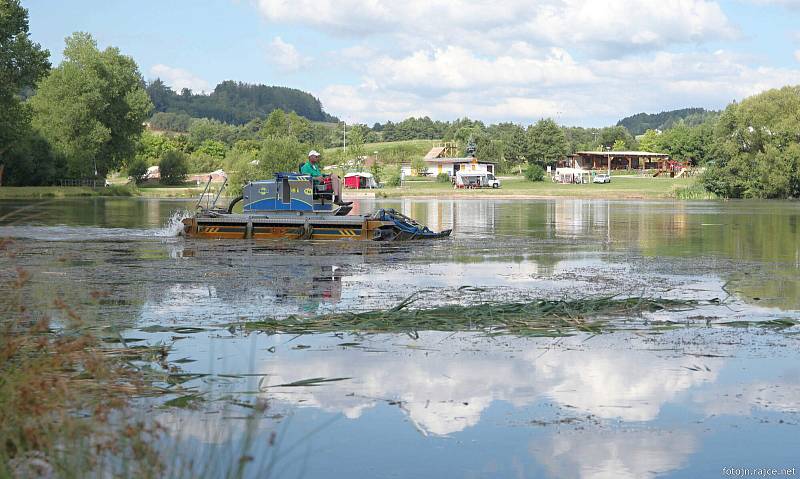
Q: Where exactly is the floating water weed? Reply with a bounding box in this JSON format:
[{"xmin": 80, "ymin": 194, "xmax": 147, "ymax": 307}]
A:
[{"xmin": 241, "ymin": 294, "xmax": 718, "ymax": 337}]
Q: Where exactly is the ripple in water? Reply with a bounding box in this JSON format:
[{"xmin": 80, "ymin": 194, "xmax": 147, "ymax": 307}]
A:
[{"xmin": 0, "ymin": 209, "xmax": 192, "ymax": 241}]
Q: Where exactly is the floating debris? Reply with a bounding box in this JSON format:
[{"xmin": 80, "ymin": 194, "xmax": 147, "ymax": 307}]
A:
[{"xmin": 240, "ymin": 295, "xmax": 718, "ymax": 337}]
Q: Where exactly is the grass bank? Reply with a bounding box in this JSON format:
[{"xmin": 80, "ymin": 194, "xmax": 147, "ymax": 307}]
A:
[
  {"xmin": 324, "ymin": 139, "xmax": 438, "ymax": 163},
  {"xmin": 0, "ymin": 184, "xmax": 139, "ymax": 199},
  {"xmin": 0, "ymin": 184, "xmax": 219, "ymax": 199},
  {"xmin": 1, "ymin": 176, "xmax": 714, "ymax": 201},
  {"xmin": 137, "ymin": 184, "xmax": 215, "ymax": 198},
  {"xmin": 376, "ymin": 176, "xmax": 701, "ymax": 200}
]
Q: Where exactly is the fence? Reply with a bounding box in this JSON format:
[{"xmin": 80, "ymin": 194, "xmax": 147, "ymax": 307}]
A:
[{"xmin": 58, "ymin": 179, "xmax": 105, "ymax": 188}]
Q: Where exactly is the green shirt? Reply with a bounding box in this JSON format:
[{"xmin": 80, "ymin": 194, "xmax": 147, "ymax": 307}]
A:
[{"xmin": 300, "ymin": 160, "xmax": 322, "ymax": 177}]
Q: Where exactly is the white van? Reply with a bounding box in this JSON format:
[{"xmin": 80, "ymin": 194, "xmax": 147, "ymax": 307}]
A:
[{"xmin": 455, "ymin": 171, "xmax": 501, "ymax": 189}]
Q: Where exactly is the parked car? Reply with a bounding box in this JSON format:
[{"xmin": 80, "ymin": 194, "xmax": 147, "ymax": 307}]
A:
[{"xmin": 593, "ymin": 173, "xmax": 611, "ymax": 184}]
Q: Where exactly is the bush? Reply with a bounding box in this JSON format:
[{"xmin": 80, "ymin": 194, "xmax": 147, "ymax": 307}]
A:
[
  {"xmin": 436, "ymin": 173, "xmax": 451, "ymax": 183},
  {"xmin": 524, "ymin": 163, "xmax": 545, "ymax": 182},
  {"xmin": 159, "ymin": 151, "xmax": 188, "ymax": 185},
  {"xmin": 127, "ymin": 157, "xmax": 148, "ymax": 184},
  {"xmin": 384, "ymin": 165, "xmax": 402, "ymax": 187}
]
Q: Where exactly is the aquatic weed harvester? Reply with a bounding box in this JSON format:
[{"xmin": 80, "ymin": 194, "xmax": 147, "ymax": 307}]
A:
[{"xmin": 182, "ymin": 173, "xmax": 452, "ymax": 241}]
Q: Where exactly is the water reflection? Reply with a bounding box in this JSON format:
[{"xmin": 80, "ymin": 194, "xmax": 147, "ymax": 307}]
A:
[
  {"xmin": 157, "ymin": 330, "xmax": 800, "ymax": 478},
  {"xmin": 169, "ymin": 333, "xmax": 727, "ymax": 436},
  {"xmin": 361, "ymin": 198, "xmax": 800, "ymax": 309},
  {"xmin": 533, "ymin": 429, "xmax": 698, "ymax": 479},
  {"xmin": 4, "ymin": 197, "xmax": 798, "ymax": 478}
]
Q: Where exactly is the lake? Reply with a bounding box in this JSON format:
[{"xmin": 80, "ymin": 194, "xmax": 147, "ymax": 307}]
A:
[{"xmin": 1, "ymin": 197, "xmax": 799, "ymax": 478}]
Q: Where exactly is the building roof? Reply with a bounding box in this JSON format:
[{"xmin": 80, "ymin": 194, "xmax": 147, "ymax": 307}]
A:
[
  {"xmin": 424, "ymin": 157, "xmax": 497, "ymax": 164},
  {"xmin": 424, "ymin": 146, "xmax": 446, "ymax": 160},
  {"xmin": 574, "ymin": 150, "xmax": 669, "ymax": 157}
]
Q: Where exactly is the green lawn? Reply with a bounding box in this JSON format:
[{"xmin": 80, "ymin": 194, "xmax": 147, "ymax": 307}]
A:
[{"xmin": 376, "ymin": 176, "xmax": 697, "ymax": 199}]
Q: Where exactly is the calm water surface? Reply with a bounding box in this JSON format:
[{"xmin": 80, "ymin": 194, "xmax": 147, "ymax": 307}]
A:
[{"xmin": 1, "ymin": 197, "xmax": 799, "ymax": 478}]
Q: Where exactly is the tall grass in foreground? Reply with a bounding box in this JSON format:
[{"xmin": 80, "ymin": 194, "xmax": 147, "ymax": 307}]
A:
[
  {"xmin": 0, "ymin": 237, "xmax": 165, "ymax": 477},
  {"xmin": 0, "ymin": 236, "xmax": 280, "ymax": 478}
]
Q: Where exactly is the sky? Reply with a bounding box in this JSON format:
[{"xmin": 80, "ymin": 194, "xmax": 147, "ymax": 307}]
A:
[{"xmin": 24, "ymin": 0, "xmax": 800, "ymax": 127}]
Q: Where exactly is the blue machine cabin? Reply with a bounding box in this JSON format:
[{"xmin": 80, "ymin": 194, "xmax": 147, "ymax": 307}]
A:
[{"xmin": 243, "ymin": 173, "xmax": 334, "ymax": 213}]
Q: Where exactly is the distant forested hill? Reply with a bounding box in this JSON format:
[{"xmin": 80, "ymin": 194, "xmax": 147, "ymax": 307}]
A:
[
  {"xmin": 146, "ymin": 79, "xmax": 338, "ymax": 125},
  {"xmin": 617, "ymin": 108, "xmax": 715, "ymax": 135}
]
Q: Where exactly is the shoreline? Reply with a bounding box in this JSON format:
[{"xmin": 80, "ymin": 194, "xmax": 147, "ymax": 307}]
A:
[
  {"xmin": 1, "ymin": 188, "xmax": 694, "ymax": 201},
  {"xmin": 0, "ymin": 178, "xmax": 724, "ymax": 202}
]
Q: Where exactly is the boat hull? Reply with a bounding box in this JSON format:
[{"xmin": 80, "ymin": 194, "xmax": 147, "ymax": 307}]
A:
[{"xmin": 181, "ymin": 214, "xmax": 452, "ymax": 241}]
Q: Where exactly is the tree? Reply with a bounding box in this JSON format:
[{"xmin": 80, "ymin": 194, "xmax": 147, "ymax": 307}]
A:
[
  {"xmin": 188, "ymin": 118, "xmax": 236, "ymax": 147},
  {"xmin": 638, "ymin": 129, "xmax": 661, "ymax": 152},
  {"xmin": 599, "ymin": 126, "xmax": 634, "ymax": 150},
  {"xmin": 254, "ymin": 136, "xmax": 307, "ymax": 177},
  {"xmin": 346, "ymin": 124, "xmax": 366, "ymax": 162},
  {"xmin": 657, "ymin": 121, "xmax": 714, "ymax": 165},
  {"xmin": 612, "ymin": 139, "xmax": 626, "ymax": 151},
  {"xmin": 148, "ymin": 111, "xmax": 193, "ymax": 132},
  {"xmin": 135, "ymin": 131, "xmax": 180, "ymax": 166},
  {"xmin": 30, "ymin": 32, "xmax": 152, "ymax": 179},
  {"xmin": 159, "ymin": 150, "xmax": 188, "ymax": 185},
  {"xmin": 526, "ymin": 118, "xmax": 568, "ymax": 166},
  {"xmin": 144, "ymin": 79, "xmax": 338, "ymax": 125},
  {"xmin": 127, "ymin": 156, "xmax": 148, "ymax": 184},
  {"xmin": 504, "ymin": 124, "xmax": 528, "ymax": 167},
  {"xmin": 195, "ymin": 139, "xmax": 227, "ymax": 160},
  {"xmin": 702, "ymin": 86, "xmax": 800, "ymax": 199},
  {"xmin": 0, "ymin": 0, "xmax": 50, "ymax": 182},
  {"xmin": 0, "ymin": 132, "xmax": 62, "ymax": 186}
]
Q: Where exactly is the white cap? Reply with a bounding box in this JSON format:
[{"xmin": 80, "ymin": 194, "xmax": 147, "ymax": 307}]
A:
[{"xmin": 308, "ymin": 150, "xmax": 320, "ymax": 157}]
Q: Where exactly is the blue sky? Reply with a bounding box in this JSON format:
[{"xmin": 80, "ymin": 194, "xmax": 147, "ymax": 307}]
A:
[{"xmin": 25, "ymin": 0, "xmax": 800, "ymax": 126}]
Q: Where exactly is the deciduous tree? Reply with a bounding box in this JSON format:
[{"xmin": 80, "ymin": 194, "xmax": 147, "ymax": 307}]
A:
[
  {"xmin": 703, "ymin": 86, "xmax": 800, "ymax": 199},
  {"xmin": 30, "ymin": 32, "xmax": 152, "ymax": 179},
  {"xmin": 526, "ymin": 118, "xmax": 568, "ymax": 166},
  {"xmin": 0, "ymin": 0, "xmax": 50, "ymax": 183}
]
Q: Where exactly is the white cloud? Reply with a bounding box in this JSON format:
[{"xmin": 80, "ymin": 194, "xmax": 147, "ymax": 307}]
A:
[
  {"xmin": 253, "ymin": 0, "xmax": 800, "ymax": 125},
  {"xmin": 319, "ymin": 47, "xmax": 800, "ymax": 125},
  {"xmin": 256, "ymin": 0, "xmax": 738, "ymax": 54},
  {"xmin": 369, "ymin": 46, "xmax": 595, "ymax": 92},
  {"xmin": 149, "ymin": 64, "xmax": 211, "ymax": 93},
  {"xmin": 795, "ymin": 50, "xmax": 800, "ymax": 62},
  {"xmin": 743, "ymin": 0, "xmax": 800, "ymax": 8},
  {"xmin": 267, "ymin": 36, "xmax": 311, "ymax": 72}
]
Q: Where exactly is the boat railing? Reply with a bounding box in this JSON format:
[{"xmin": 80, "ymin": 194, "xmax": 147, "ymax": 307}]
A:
[{"xmin": 195, "ymin": 176, "xmax": 227, "ymax": 211}]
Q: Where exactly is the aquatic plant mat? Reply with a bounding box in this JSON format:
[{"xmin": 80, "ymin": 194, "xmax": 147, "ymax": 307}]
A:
[{"xmin": 239, "ymin": 295, "xmax": 790, "ymax": 337}]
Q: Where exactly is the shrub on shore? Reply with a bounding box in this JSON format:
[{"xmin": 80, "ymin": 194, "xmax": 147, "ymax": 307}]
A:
[{"xmin": 524, "ymin": 164, "xmax": 545, "ymax": 182}]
